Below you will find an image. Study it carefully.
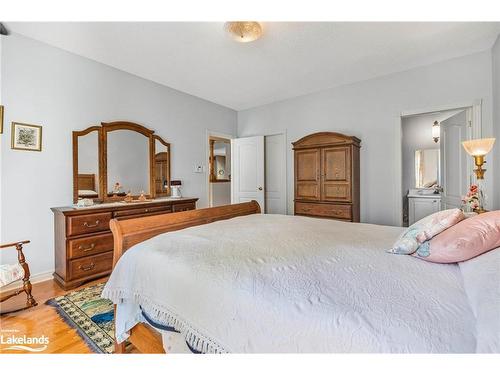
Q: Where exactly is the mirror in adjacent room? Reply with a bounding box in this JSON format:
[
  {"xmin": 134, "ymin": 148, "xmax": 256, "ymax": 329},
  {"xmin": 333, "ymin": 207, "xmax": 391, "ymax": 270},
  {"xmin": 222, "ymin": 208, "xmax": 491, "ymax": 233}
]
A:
[
  {"xmin": 154, "ymin": 135, "xmax": 170, "ymax": 197},
  {"xmin": 106, "ymin": 129, "xmax": 151, "ymax": 198},
  {"xmin": 209, "ymin": 139, "xmax": 231, "ymax": 182},
  {"xmin": 414, "ymin": 148, "xmax": 440, "ymax": 188},
  {"xmin": 73, "ymin": 127, "xmax": 101, "ymax": 203}
]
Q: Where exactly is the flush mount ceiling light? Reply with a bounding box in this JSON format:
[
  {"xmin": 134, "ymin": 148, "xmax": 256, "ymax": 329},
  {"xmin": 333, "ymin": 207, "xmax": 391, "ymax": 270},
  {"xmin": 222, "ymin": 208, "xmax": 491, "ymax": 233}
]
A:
[{"xmin": 224, "ymin": 22, "xmax": 263, "ymax": 43}]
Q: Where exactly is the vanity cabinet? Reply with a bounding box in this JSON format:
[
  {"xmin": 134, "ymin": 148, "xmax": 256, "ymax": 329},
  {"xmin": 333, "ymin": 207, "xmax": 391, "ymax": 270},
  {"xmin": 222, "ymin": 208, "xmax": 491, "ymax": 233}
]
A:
[
  {"xmin": 293, "ymin": 132, "xmax": 361, "ymax": 222},
  {"xmin": 51, "ymin": 198, "xmax": 197, "ymax": 290},
  {"xmin": 408, "ymin": 196, "xmax": 441, "ymax": 225}
]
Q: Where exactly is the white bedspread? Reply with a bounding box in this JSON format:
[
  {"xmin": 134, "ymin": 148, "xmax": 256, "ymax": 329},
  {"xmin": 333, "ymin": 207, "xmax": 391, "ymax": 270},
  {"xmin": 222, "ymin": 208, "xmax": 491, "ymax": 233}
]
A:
[{"xmin": 102, "ymin": 214, "xmax": 476, "ymax": 353}]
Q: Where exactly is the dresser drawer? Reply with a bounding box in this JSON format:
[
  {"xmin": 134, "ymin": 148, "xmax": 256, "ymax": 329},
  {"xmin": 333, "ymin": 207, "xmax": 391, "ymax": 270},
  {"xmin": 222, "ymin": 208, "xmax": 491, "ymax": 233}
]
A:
[
  {"xmin": 67, "ymin": 212, "xmax": 112, "ymax": 237},
  {"xmin": 113, "ymin": 205, "xmax": 172, "ymax": 218},
  {"xmin": 295, "ymin": 202, "xmax": 352, "ymax": 220},
  {"xmin": 68, "ymin": 233, "xmax": 114, "ymax": 259},
  {"xmin": 172, "ymin": 202, "xmax": 196, "ymax": 212},
  {"xmin": 69, "ymin": 251, "xmax": 113, "ymax": 280}
]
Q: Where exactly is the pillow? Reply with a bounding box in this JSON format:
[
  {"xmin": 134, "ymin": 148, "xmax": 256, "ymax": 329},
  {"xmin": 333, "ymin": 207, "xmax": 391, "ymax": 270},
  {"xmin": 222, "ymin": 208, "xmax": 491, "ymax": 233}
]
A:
[
  {"xmin": 388, "ymin": 208, "xmax": 465, "ymax": 255},
  {"xmin": 414, "ymin": 210, "xmax": 500, "ymax": 263}
]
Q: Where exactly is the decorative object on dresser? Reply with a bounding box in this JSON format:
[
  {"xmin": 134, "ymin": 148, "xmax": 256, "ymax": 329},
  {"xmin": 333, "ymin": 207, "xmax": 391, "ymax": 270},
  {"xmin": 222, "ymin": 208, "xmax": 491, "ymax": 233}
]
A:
[
  {"xmin": 11, "ymin": 122, "xmax": 42, "ymax": 151},
  {"xmin": 51, "ymin": 198, "xmax": 198, "ymax": 290},
  {"xmin": 292, "ymin": 132, "xmax": 361, "ymax": 222},
  {"xmin": 170, "ymin": 180, "xmax": 182, "ymax": 198},
  {"xmin": 0, "ymin": 240, "xmax": 37, "ymax": 314}
]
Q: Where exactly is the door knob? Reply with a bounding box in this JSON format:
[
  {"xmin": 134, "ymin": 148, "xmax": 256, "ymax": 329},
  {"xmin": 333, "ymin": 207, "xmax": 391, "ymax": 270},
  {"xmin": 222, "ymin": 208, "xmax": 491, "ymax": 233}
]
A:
[{"xmin": 258, "ymin": 187, "xmax": 263, "ymax": 191}]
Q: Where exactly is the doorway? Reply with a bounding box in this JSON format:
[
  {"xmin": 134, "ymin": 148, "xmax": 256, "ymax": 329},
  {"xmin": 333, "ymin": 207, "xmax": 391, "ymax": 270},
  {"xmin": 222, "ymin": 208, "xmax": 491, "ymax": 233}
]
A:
[
  {"xmin": 231, "ymin": 133, "xmax": 287, "ymax": 215},
  {"xmin": 400, "ymin": 108, "xmax": 473, "ymax": 226},
  {"xmin": 208, "ymin": 133, "xmax": 232, "ymax": 207}
]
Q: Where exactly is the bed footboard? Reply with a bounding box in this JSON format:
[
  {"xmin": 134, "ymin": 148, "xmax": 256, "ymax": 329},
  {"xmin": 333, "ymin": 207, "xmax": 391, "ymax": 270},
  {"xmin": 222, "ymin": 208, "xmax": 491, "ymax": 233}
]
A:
[{"xmin": 109, "ymin": 200, "xmax": 261, "ymax": 353}]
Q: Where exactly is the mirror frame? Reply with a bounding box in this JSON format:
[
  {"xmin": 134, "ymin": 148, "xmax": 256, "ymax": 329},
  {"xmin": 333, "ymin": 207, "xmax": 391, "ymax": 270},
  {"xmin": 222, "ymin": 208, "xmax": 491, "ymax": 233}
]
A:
[
  {"xmin": 72, "ymin": 126, "xmax": 103, "ymax": 204},
  {"xmin": 72, "ymin": 121, "xmax": 170, "ymax": 203},
  {"xmin": 209, "ymin": 138, "xmax": 231, "ymax": 183},
  {"xmin": 153, "ymin": 134, "xmax": 171, "ymax": 197}
]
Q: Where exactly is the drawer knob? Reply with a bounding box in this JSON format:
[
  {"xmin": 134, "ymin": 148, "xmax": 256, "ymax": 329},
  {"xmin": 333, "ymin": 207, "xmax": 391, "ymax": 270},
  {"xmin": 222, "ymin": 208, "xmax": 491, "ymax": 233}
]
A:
[
  {"xmin": 79, "ymin": 263, "xmax": 95, "ymax": 272},
  {"xmin": 145, "ymin": 209, "xmax": 149, "ymax": 212},
  {"xmin": 78, "ymin": 243, "xmax": 96, "ymax": 252},
  {"xmin": 83, "ymin": 220, "xmax": 100, "ymax": 228}
]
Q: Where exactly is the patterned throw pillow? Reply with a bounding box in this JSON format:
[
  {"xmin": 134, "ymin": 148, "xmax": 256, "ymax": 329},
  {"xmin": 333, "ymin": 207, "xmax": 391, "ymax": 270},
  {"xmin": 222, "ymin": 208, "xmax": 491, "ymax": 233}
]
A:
[{"xmin": 388, "ymin": 208, "xmax": 465, "ymax": 255}]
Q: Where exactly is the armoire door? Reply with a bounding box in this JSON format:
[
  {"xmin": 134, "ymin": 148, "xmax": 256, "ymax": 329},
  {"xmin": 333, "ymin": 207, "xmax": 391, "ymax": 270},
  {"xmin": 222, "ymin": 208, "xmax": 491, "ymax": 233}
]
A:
[
  {"xmin": 295, "ymin": 148, "xmax": 321, "ymax": 201},
  {"xmin": 321, "ymin": 146, "xmax": 351, "ymax": 202}
]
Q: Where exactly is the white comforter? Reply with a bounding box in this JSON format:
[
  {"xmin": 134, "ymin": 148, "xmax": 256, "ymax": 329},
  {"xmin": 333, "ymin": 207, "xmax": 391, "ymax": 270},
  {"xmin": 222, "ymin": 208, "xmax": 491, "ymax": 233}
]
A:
[{"xmin": 102, "ymin": 214, "xmax": 476, "ymax": 353}]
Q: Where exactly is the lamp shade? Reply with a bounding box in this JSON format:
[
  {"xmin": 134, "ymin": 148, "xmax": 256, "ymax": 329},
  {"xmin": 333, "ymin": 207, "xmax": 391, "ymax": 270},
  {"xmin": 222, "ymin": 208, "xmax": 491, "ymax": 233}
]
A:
[{"xmin": 462, "ymin": 138, "xmax": 496, "ymax": 156}]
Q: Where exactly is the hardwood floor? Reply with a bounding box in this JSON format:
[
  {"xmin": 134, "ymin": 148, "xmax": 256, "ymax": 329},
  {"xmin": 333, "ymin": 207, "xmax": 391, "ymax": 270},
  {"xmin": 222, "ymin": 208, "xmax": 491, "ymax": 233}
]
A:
[{"xmin": 0, "ymin": 277, "xmax": 107, "ymax": 354}]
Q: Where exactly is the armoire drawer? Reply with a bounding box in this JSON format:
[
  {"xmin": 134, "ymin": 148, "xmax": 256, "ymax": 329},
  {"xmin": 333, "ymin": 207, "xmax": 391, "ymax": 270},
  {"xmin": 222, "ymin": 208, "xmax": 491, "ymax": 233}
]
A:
[
  {"xmin": 68, "ymin": 232, "xmax": 114, "ymax": 259},
  {"xmin": 67, "ymin": 212, "xmax": 112, "ymax": 237},
  {"xmin": 295, "ymin": 202, "xmax": 352, "ymax": 220},
  {"xmin": 69, "ymin": 251, "xmax": 113, "ymax": 280}
]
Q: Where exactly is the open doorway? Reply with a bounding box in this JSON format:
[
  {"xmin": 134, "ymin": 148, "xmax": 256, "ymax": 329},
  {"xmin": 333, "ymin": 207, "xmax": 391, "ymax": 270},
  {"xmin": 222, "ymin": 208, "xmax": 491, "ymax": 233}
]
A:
[
  {"xmin": 208, "ymin": 134, "xmax": 232, "ymax": 207},
  {"xmin": 401, "ymin": 108, "xmax": 473, "ymax": 226}
]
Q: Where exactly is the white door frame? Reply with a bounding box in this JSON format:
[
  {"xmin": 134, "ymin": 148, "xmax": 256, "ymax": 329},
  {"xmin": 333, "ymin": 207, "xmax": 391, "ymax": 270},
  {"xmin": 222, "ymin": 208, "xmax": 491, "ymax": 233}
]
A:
[
  {"xmin": 206, "ymin": 130, "xmax": 234, "ymax": 207},
  {"xmin": 236, "ymin": 130, "xmax": 288, "ymax": 214},
  {"xmin": 394, "ymin": 100, "xmax": 482, "ymax": 226}
]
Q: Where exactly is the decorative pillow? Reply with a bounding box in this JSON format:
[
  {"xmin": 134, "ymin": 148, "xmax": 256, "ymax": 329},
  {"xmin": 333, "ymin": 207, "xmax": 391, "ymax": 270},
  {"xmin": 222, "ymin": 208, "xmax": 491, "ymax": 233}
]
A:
[
  {"xmin": 414, "ymin": 210, "xmax": 500, "ymax": 263},
  {"xmin": 388, "ymin": 208, "xmax": 465, "ymax": 255}
]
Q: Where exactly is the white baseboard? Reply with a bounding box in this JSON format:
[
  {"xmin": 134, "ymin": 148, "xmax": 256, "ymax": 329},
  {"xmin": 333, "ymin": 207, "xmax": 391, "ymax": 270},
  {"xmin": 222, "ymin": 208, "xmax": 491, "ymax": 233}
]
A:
[{"xmin": 0, "ymin": 271, "xmax": 54, "ymax": 293}]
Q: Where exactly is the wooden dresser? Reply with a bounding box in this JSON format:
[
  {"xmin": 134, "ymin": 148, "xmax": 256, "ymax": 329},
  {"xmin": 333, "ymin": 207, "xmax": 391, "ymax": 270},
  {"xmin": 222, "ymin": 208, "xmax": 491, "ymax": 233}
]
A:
[
  {"xmin": 293, "ymin": 132, "xmax": 361, "ymax": 222},
  {"xmin": 51, "ymin": 197, "xmax": 198, "ymax": 290}
]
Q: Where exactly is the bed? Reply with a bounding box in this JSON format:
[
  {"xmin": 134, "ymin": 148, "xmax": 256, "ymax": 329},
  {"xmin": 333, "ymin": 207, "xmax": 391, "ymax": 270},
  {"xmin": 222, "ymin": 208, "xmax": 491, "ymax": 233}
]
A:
[{"xmin": 103, "ymin": 201, "xmax": 499, "ymax": 353}]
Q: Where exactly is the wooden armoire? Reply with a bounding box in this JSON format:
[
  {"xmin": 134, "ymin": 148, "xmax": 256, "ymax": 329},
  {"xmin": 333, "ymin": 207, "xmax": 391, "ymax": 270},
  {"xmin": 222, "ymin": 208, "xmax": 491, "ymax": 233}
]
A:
[{"xmin": 293, "ymin": 132, "xmax": 361, "ymax": 222}]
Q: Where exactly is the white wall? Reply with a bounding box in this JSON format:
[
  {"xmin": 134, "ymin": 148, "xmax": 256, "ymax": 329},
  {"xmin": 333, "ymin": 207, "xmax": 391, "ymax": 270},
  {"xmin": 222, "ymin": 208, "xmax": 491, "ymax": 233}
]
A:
[
  {"xmin": 0, "ymin": 34, "xmax": 236, "ymax": 275},
  {"xmin": 493, "ymin": 36, "xmax": 500, "ymax": 210},
  {"xmin": 238, "ymin": 51, "xmax": 495, "ymax": 226}
]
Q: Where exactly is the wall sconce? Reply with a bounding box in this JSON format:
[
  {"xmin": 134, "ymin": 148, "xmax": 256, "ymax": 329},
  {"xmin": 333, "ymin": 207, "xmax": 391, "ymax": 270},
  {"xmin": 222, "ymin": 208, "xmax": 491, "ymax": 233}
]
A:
[
  {"xmin": 432, "ymin": 121, "xmax": 440, "ymax": 143},
  {"xmin": 462, "ymin": 138, "xmax": 496, "ymax": 179}
]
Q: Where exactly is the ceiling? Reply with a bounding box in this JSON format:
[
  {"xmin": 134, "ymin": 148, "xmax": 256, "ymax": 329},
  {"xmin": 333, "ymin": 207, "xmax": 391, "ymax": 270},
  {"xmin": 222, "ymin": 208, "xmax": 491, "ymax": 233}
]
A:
[{"xmin": 6, "ymin": 22, "xmax": 500, "ymax": 110}]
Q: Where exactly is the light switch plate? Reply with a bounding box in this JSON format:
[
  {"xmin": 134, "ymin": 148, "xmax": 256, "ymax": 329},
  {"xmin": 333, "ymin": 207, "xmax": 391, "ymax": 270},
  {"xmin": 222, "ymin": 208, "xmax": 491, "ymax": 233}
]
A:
[{"xmin": 194, "ymin": 165, "xmax": 204, "ymax": 173}]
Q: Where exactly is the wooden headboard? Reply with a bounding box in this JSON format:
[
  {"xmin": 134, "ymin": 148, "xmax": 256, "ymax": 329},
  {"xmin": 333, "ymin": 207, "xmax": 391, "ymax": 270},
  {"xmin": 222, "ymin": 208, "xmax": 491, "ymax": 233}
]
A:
[
  {"xmin": 77, "ymin": 174, "xmax": 96, "ymax": 191},
  {"xmin": 110, "ymin": 201, "xmax": 261, "ymax": 267}
]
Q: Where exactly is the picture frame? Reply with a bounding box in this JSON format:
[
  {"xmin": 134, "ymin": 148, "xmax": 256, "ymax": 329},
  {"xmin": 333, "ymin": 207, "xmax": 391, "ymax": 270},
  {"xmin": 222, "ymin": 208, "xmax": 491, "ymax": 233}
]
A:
[
  {"xmin": 0, "ymin": 105, "xmax": 4, "ymax": 134},
  {"xmin": 11, "ymin": 122, "xmax": 43, "ymax": 151}
]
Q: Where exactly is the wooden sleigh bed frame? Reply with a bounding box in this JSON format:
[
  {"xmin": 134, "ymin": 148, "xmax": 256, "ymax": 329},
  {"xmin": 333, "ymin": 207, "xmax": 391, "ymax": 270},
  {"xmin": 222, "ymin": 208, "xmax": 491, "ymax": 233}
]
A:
[{"xmin": 109, "ymin": 200, "xmax": 261, "ymax": 353}]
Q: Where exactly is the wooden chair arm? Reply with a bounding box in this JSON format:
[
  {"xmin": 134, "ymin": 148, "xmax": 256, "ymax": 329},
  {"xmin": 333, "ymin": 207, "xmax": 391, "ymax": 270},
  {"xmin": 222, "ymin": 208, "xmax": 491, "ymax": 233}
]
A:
[{"xmin": 0, "ymin": 240, "xmax": 30, "ymax": 249}]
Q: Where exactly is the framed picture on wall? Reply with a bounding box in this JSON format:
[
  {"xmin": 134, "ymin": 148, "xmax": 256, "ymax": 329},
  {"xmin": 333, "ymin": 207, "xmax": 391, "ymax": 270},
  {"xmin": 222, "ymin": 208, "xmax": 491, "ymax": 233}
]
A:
[
  {"xmin": 11, "ymin": 122, "xmax": 43, "ymax": 151},
  {"xmin": 0, "ymin": 105, "xmax": 4, "ymax": 134}
]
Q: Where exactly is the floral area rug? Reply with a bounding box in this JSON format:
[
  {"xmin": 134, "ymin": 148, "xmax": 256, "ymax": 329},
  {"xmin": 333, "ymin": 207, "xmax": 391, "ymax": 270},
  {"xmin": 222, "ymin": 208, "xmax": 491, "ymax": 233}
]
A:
[{"xmin": 46, "ymin": 282, "xmax": 114, "ymax": 353}]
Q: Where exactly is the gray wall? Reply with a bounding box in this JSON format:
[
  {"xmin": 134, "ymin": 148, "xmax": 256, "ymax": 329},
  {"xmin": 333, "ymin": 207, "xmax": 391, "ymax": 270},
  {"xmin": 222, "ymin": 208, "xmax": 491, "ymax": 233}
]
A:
[
  {"xmin": 493, "ymin": 36, "xmax": 500, "ymax": 211},
  {"xmin": 238, "ymin": 51, "xmax": 495, "ymax": 226},
  {"xmin": 0, "ymin": 34, "xmax": 237, "ymax": 276}
]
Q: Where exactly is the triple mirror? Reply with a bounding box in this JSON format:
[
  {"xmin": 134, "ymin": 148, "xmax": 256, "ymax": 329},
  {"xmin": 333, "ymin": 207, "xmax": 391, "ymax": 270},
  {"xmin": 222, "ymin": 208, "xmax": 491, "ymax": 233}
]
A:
[{"xmin": 73, "ymin": 121, "xmax": 170, "ymax": 203}]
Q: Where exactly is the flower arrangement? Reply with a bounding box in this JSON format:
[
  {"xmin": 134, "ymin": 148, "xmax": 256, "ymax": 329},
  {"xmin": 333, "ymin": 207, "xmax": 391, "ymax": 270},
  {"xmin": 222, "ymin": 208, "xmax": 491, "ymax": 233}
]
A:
[{"xmin": 462, "ymin": 184, "xmax": 484, "ymax": 212}]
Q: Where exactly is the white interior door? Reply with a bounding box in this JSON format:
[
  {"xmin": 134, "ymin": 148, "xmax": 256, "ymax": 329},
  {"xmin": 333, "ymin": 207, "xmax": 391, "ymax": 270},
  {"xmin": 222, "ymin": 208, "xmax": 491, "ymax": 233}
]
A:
[
  {"xmin": 265, "ymin": 134, "xmax": 287, "ymax": 214},
  {"xmin": 440, "ymin": 109, "xmax": 470, "ymax": 209},
  {"xmin": 231, "ymin": 136, "xmax": 265, "ymax": 211}
]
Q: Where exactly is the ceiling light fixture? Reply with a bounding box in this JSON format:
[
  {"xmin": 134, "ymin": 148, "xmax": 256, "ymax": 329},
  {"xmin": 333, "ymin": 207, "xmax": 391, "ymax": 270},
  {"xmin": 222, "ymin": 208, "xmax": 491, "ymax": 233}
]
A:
[{"xmin": 224, "ymin": 22, "xmax": 263, "ymax": 43}]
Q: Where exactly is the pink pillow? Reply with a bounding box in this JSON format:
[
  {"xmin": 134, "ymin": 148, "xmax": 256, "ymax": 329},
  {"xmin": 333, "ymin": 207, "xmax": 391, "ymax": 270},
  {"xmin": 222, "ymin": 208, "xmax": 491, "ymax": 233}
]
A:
[{"xmin": 414, "ymin": 210, "xmax": 500, "ymax": 263}]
